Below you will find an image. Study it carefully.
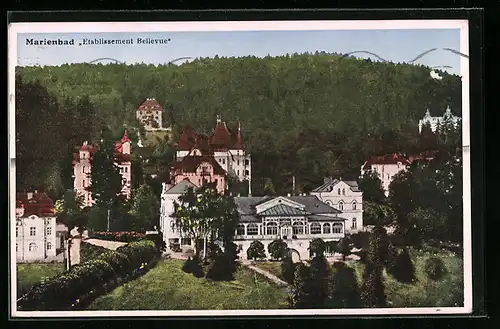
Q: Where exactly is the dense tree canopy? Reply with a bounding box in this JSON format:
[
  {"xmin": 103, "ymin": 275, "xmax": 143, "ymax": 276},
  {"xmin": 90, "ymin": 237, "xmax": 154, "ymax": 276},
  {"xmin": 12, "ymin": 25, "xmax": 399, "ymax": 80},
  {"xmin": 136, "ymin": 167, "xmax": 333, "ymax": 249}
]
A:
[{"xmin": 16, "ymin": 53, "xmax": 462, "ymax": 197}]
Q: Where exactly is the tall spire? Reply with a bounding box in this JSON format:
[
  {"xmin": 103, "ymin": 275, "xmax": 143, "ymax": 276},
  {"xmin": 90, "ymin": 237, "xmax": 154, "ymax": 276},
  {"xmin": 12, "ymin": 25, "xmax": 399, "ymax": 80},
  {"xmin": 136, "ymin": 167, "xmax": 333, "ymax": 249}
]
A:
[
  {"xmin": 121, "ymin": 129, "xmax": 131, "ymax": 143},
  {"xmin": 233, "ymin": 122, "xmax": 244, "ymax": 149}
]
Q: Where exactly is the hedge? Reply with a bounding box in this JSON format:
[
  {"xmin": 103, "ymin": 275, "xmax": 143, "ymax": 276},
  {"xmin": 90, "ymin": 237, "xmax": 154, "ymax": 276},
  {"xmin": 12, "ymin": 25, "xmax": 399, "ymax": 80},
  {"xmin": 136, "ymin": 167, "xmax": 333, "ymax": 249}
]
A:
[
  {"xmin": 89, "ymin": 231, "xmax": 146, "ymax": 242},
  {"xmin": 80, "ymin": 242, "xmax": 108, "ymax": 264},
  {"xmin": 17, "ymin": 240, "xmax": 159, "ymax": 311}
]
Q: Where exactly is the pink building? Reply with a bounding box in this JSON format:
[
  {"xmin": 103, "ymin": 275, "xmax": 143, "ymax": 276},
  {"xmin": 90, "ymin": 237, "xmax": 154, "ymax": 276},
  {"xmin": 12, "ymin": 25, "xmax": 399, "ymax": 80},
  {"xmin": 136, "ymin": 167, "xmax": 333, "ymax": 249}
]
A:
[
  {"xmin": 72, "ymin": 130, "xmax": 132, "ymax": 207},
  {"xmin": 171, "ymin": 155, "xmax": 227, "ymax": 194}
]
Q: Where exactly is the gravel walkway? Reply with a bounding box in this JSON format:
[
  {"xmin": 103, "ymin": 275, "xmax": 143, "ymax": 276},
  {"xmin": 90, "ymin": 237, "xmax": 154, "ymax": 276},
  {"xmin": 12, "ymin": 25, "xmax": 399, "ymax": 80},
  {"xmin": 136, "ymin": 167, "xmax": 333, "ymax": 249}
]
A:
[{"xmin": 84, "ymin": 238, "xmax": 128, "ymax": 250}]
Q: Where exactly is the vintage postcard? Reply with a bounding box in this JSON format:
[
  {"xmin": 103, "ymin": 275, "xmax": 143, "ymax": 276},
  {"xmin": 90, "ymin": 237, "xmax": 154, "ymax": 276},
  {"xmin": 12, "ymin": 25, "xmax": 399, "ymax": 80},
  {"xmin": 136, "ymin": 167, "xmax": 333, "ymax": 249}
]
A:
[{"xmin": 8, "ymin": 18, "xmax": 472, "ymax": 317}]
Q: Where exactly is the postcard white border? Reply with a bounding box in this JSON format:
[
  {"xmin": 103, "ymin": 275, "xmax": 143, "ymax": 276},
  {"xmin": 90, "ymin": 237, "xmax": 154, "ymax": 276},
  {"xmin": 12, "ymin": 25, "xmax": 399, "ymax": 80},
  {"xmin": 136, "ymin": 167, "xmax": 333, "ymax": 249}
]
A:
[{"xmin": 8, "ymin": 19, "xmax": 472, "ymax": 318}]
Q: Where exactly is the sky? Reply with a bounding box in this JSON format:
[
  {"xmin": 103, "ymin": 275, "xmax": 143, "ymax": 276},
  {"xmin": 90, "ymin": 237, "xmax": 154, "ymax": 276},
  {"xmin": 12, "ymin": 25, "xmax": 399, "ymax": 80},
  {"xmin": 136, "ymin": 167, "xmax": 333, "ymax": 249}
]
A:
[{"xmin": 16, "ymin": 29, "xmax": 461, "ymax": 75}]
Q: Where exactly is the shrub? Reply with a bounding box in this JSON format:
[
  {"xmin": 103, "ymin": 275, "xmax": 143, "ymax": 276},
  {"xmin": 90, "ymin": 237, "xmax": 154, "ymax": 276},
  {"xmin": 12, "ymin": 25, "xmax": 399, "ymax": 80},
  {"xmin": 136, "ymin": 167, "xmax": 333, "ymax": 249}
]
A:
[
  {"xmin": 309, "ymin": 238, "xmax": 326, "ymax": 257},
  {"xmin": 391, "ymin": 248, "xmax": 416, "ymax": 284},
  {"xmin": 338, "ymin": 237, "xmax": 351, "ymax": 261},
  {"xmin": 145, "ymin": 231, "xmax": 166, "ymax": 253},
  {"xmin": 206, "ymin": 243, "xmax": 239, "ymax": 281},
  {"xmin": 424, "ymin": 256, "xmax": 447, "ymax": 281},
  {"xmin": 367, "ymin": 226, "xmax": 389, "ymax": 267},
  {"xmin": 329, "ymin": 262, "xmax": 362, "ymax": 308},
  {"xmin": 268, "ymin": 239, "xmax": 288, "ymax": 261},
  {"xmin": 182, "ymin": 257, "xmax": 194, "ymax": 274},
  {"xmin": 385, "ymin": 243, "xmax": 398, "ymax": 275},
  {"xmin": 80, "ymin": 242, "xmax": 108, "ymax": 264},
  {"xmin": 191, "ymin": 255, "xmax": 205, "ymax": 278},
  {"xmin": 350, "ymin": 231, "xmax": 370, "ymax": 249},
  {"xmin": 247, "ymin": 240, "xmax": 266, "ymax": 260},
  {"xmin": 97, "ymin": 250, "xmax": 131, "ymax": 276}
]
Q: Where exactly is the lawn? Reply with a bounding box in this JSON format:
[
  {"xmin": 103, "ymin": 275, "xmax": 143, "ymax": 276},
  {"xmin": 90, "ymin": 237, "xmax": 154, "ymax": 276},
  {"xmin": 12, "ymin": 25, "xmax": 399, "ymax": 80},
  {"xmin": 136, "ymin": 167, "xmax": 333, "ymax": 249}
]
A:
[
  {"xmin": 251, "ymin": 248, "xmax": 463, "ymax": 308},
  {"xmin": 87, "ymin": 259, "xmax": 289, "ymax": 310},
  {"xmin": 349, "ymin": 248, "xmax": 464, "ymax": 308},
  {"xmin": 17, "ymin": 263, "xmax": 66, "ymax": 297},
  {"xmin": 251, "ymin": 261, "xmax": 284, "ymax": 281}
]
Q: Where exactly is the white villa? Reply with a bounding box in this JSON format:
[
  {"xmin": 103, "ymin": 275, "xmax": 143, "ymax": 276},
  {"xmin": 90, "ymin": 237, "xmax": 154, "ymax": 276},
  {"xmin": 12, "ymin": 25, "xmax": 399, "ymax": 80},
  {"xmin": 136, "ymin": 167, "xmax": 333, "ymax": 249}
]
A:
[
  {"xmin": 360, "ymin": 153, "xmax": 411, "ymax": 197},
  {"xmin": 159, "ymin": 178, "xmax": 364, "ymax": 261},
  {"xmin": 15, "ymin": 191, "xmax": 58, "ymax": 262},
  {"xmin": 310, "ymin": 177, "xmax": 363, "ymax": 232},
  {"xmin": 136, "ymin": 98, "xmax": 171, "ymax": 132},
  {"xmin": 418, "ymin": 106, "xmax": 460, "ymax": 133}
]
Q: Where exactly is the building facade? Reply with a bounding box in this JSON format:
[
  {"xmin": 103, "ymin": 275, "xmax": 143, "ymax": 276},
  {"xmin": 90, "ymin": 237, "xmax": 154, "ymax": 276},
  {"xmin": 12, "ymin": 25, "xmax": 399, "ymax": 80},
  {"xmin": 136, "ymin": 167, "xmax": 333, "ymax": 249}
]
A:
[
  {"xmin": 310, "ymin": 178, "xmax": 363, "ymax": 232},
  {"xmin": 15, "ymin": 192, "xmax": 57, "ymax": 262},
  {"xmin": 160, "ymin": 180, "xmax": 361, "ymax": 261},
  {"xmin": 418, "ymin": 106, "xmax": 460, "ymax": 133},
  {"xmin": 72, "ymin": 130, "xmax": 132, "ymax": 207},
  {"xmin": 136, "ymin": 98, "xmax": 167, "ymax": 131},
  {"xmin": 171, "ymin": 156, "xmax": 227, "ymax": 194},
  {"xmin": 175, "ymin": 116, "xmax": 252, "ymax": 190},
  {"xmin": 360, "ymin": 152, "xmax": 435, "ymax": 197}
]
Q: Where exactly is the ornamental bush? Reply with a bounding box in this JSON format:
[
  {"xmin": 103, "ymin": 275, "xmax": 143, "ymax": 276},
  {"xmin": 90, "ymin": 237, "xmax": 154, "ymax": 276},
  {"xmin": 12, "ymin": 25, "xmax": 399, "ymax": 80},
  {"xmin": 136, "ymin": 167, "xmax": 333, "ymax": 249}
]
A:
[
  {"xmin": 424, "ymin": 256, "xmax": 447, "ymax": 281},
  {"xmin": 268, "ymin": 239, "xmax": 288, "ymax": 260},
  {"xmin": 247, "ymin": 240, "xmax": 266, "ymax": 260}
]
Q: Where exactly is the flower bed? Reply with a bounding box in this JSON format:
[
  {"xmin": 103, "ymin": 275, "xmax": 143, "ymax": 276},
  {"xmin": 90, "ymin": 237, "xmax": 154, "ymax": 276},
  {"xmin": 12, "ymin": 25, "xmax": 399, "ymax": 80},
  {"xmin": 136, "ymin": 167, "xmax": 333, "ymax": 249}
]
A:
[
  {"xmin": 17, "ymin": 240, "xmax": 159, "ymax": 311},
  {"xmin": 89, "ymin": 231, "xmax": 147, "ymax": 242}
]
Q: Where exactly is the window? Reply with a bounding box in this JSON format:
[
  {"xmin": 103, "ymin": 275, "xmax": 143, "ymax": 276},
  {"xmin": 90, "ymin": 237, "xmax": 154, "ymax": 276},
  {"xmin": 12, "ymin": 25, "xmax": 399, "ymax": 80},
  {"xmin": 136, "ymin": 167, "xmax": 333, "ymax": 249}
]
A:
[
  {"xmin": 338, "ymin": 188, "xmax": 341, "ymax": 195},
  {"xmin": 237, "ymin": 170, "xmax": 240, "ymax": 176},
  {"xmin": 214, "ymin": 179, "xmax": 218, "ymax": 186},
  {"xmin": 325, "ymin": 200, "xmax": 333, "ymax": 206},
  {"xmin": 46, "ymin": 226, "xmax": 52, "ymax": 235},
  {"xmin": 266, "ymin": 222, "xmax": 278, "ymax": 235},
  {"xmin": 292, "ymin": 221, "xmax": 305, "ymax": 235},
  {"xmin": 16, "ymin": 243, "xmax": 18, "ymax": 252},
  {"xmin": 30, "ymin": 227, "xmax": 36, "ymax": 236},
  {"xmin": 245, "ymin": 160, "xmax": 249, "ymax": 166},
  {"xmin": 47, "ymin": 242, "xmax": 52, "ymax": 250},
  {"xmin": 323, "ymin": 223, "xmax": 331, "ymax": 234},
  {"xmin": 310, "ymin": 223, "xmax": 322, "ymax": 234},
  {"xmin": 338, "ymin": 201, "xmax": 344, "ymax": 211},
  {"xmin": 125, "ymin": 167, "xmax": 128, "ymax": 173},
  {"xmin": 352, "ymin": 201, "xmax": 357, "ymax": 210},
  {"xmin": 83, "ymin": 180, "xmax": 86, "ymax": 187},
  {"xmin": 222, "ymin": 159, "xmax": 226, "ymax": 165},
  {"xmin": 237, "ymin": 160, "xmax": 240, "ymax": 165},
  {"xmin": 247, "ymin": 224, "xmax": 258, "ymax": 235},
  {"xmin": 332, "ymin": 223, "xmax": 343, "ymax": 233},
  {"xmin": 16, "ymin": 227, "xmax": 18, "ymax": 237},
  {"xmin": 352, "ymin": 218, "xmax": 357, "ymax": 229},
  {"xmin": 245, "ymin": 170, "xmax": 249, "ymax": 176},
  {"xmin": 342, "ymin": 188, "xmax": 345, "ymax": 195},
  {"xmin": 236, "ymin": 224, "xmax": 245, "ymax": 235},
  {"xmin": 29, "ymin": 243, "xmax": 37, "ymax": 252}
]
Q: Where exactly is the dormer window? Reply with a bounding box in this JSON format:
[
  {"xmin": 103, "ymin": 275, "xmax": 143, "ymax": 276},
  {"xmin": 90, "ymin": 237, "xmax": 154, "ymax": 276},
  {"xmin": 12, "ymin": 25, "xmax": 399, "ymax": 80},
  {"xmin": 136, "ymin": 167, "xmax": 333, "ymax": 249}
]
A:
[{"xmin": 352, "ymin": 201, "xmax": 357, "ymax": 210}]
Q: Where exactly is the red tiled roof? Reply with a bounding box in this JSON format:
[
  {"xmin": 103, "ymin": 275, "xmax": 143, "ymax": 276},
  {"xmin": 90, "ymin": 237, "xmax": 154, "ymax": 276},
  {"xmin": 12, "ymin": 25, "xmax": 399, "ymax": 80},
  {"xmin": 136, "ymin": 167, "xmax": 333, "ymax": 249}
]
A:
[
  {"xmin": 177, "ymin": 118, "xmax": 247, "ymax": 152},
  {"xmin": 172, "ymin": 155, "xmax": 226, "ymax": 175},
  {"xmin": 362, "ymin": 153, "xmax": 411, "ymax": 170},
  {"xmin": 178, "ymin": 127, "xmax": 197, "ymax": 150},
  {"xmin": 16, "ymin": 192, "xmax": 55, "ymax": 217},
  {"xmin": 212, "ymin": 122, "xmax": 232, "ymax": 150},
  {"xmin": 137, "ymin": 98, "xmax": 163, "ymax": 111},
  {"xmin": 121, "ymin": 129, "xmax": 131, "ymax": 144}
]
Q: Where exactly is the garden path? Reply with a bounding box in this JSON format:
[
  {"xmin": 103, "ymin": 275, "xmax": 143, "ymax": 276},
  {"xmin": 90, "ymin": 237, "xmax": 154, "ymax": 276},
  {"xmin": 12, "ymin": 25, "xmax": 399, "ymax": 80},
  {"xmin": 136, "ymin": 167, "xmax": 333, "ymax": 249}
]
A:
[{"xmin": 84, "ymin": 238, "xmax": 128, "ymax": 250}]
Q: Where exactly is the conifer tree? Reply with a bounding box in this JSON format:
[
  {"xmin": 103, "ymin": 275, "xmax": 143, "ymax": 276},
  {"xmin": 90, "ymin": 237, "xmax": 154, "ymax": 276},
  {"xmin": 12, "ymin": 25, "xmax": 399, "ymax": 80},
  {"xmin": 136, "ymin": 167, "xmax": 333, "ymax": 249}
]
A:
[
  {"xmin": 281, "ymin": 249, "xmax": 296, "ymax": 284},
  {"xmin": 329, "ymin": 262, "xmax": 362, "ymax": 308},
  {"xmin": 289, "ymin": 262, "xmax": 313, "ymax": 309},
  {"xmin": 90, "ymin": 128, "xmax": 123, "ymax": 231},
  {"xmin": 309, "ymin": 254, "xmax": 331, "ymax": 308},
  {"xmin": 360, "ymin": 262, "xmax": 387, "ymax": 308},
  {"xmin": 391, "ymin": 248, "xmax": 416, "ymax": 283}
]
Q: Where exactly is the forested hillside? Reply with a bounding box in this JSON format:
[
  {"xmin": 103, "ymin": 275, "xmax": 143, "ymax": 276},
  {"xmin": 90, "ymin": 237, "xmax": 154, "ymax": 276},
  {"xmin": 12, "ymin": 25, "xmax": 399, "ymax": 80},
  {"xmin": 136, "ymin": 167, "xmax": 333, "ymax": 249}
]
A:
[{"xmin": 15, "ymin": 53, "xmax": 462, "ymax": 198}]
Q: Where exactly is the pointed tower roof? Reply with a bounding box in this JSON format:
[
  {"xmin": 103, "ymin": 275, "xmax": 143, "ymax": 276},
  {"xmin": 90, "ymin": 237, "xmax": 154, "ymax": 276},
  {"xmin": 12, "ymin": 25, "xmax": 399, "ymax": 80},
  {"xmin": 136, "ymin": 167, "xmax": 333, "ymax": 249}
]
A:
[
  {"xmin": 212, "ymin": 115, "xmax": 232, "ymax": 150},
  {"xmin": 233, "ymin": 122, "xmax": 244, "ymax": 149},
  {"xmin": 121, "ymin": 129, "xmax": 131, "ymax": 143},
  {"xmin": 137, "ymin": 98, "xmax": 164, "ymax": 111},
  {"xmin": 178, "ymin": 126, "xmax": 196, "ymax": 150}
]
